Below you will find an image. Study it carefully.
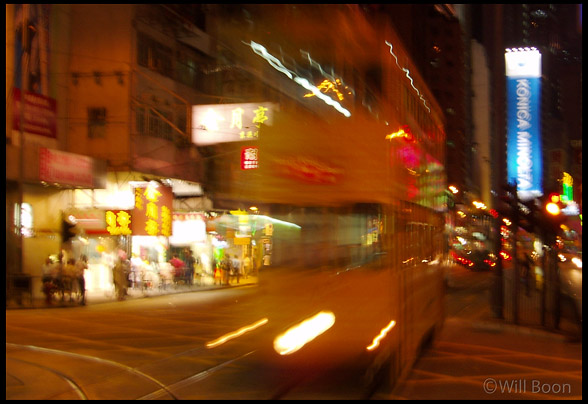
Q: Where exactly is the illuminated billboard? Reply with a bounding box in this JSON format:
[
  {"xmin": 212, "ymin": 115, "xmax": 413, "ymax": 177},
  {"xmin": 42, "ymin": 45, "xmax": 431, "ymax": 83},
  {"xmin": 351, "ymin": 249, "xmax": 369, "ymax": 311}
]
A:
[
  {"xmin": 505, "ymin": 47, "xmax": 542, "ymax": 201},
  {"xmin": 132, "ymin": 183, "xmax": 173, "ymax": 237},
  {"xmin": 192, "ymin": 102, "xmax": 276, "ymax": 146}
]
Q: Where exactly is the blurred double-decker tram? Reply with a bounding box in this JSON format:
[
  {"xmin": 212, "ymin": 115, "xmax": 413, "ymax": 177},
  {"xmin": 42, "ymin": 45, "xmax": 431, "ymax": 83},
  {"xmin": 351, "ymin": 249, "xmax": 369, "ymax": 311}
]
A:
[
  {"xmin": 193, "ymin": 6, "xmax": 448, "ymax": 397},
  {"xmin": 201, "ymin": 90, "xmax": 447, "ymax": 397}
]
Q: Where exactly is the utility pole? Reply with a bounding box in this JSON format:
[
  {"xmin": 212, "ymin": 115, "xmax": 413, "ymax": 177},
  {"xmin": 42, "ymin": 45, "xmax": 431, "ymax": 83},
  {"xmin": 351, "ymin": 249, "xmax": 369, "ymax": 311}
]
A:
[
  {"xmin": 17, "ymin": 4, "xmax": 30, "ymax": 276},
  {"xmin": 490, "ymin": 197, "xmax": 503, "ymax": 319},
  {"xmin": 510, "ymin": 181, "xmax": 519, "ymax": 325}
]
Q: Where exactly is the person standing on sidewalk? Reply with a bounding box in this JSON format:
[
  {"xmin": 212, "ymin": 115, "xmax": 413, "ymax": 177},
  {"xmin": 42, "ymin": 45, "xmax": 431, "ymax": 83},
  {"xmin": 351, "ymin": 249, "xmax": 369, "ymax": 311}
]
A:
[
  {"xmin": 170, "ymin": 254, "xmax": 185, "ymax": 286},
  {"xmin": 243, "ymin": 254, "xmax": 251, "ymax": 279},
  {"xmin": 184, "ymin": 249, "xmax": 195, "ymax": 287}
]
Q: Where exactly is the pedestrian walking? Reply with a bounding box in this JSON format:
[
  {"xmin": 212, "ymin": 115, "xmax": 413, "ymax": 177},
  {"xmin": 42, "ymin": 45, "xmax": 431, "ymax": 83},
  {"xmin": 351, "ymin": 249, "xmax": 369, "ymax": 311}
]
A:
[
  {"xmin": 113, "ymin": 258, "xmax": 128, "ymax": 301},
  {"xmin": 520, "ymin": 252, "xmax": 533, "ymax": 296},
  {"xmin": 213, "ymin": 257, "xmax": 221, "ymax": 285},
  {"xmin": 75, "ymin": 255, "xmax": 88, "ymax": 305},
  {"xmin": 232, "ymin": 255, "xmax": 242, "ymax": 284},
  {"xmin": 263, "ymin": 253, "xmax": 271, "ymax": 267},
  {"xmin": 221, "ymin": 254, "xmax": 232, "ymax": 285},
  {"xmin": 194, "ymin": 256, "xmax": 203, "ymax": 286},
  {"xmin": 41, "ymin": 256, "xmax": 57, "ymax": 304},
  {"xmin": 62, "ymin": 258, "xmax": 77, "ymax": 302},
  {"xmin": 54, "ymin": 252, "xmax": 65, "ymax": 301}
]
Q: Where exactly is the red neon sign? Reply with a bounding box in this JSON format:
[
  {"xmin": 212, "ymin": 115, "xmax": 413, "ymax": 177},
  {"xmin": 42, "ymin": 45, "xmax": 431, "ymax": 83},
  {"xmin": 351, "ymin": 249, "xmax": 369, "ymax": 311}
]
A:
[{"xmin": 241, "ymin": 146, "xmax": 259, "ymax": 170}]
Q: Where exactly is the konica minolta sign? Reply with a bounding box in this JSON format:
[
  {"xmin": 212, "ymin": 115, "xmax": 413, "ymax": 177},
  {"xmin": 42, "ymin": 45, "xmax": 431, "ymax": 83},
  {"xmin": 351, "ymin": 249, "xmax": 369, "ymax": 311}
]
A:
[{"xmin": 505, "ymin": 47, "xmax": 543, "ymax": 201}]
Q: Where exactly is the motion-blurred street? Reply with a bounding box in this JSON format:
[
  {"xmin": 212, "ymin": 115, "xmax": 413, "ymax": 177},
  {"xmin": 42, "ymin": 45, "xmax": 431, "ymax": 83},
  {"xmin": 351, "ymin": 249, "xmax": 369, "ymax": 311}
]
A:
[{"xmin": 6, "ymin": 262, "xmax": 582, "ymax": 400}]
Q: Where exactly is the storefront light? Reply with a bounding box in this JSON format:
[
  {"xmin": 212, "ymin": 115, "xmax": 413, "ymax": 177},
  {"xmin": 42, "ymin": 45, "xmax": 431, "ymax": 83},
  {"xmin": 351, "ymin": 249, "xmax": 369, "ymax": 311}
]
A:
[
  {"xmin": 105, "ymin": 190, "xmax": 134, "ymax": 208},
  {"xmin": 21, "ymin": 203, "xmax": 34, "ymax": 238}
]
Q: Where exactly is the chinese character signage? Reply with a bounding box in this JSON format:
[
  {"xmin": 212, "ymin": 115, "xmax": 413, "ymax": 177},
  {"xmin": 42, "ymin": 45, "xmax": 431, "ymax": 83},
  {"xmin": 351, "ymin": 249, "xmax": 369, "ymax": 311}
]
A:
[
  {"xmin": 132, "ymin": 183, "xmax": 173, "ymax": 236},
  {"xmin": 505, "ymin": 48, "xmax": 543, "ymax": 201},
  {"xmin": 192, "ymin": 102, "xmax": 276, "ymax": 146},
  {"xmin": 105, "ymin": 210, "xmax": 132, "ymax": 235},
  {"xmin": 241, "ymin": 146, "xmax": 259, "ymax": 170},
  {"xmin": 13, "ymin": 89, "xmax": 57, "ymax": 138}
]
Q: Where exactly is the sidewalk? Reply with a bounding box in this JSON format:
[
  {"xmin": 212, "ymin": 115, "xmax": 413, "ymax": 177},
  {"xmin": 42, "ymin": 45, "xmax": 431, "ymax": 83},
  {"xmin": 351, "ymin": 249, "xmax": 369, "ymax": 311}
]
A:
[
  {"xmin": 6, "ymin": 275, "xmax": 259, "ymax": 310},
  {"xmin": 383, "ymin": 315, "xmax": 583, "ymax": 400},
  {"xmin": 378, "ymin": 263, "xmax": 583, "ymax": 400}
]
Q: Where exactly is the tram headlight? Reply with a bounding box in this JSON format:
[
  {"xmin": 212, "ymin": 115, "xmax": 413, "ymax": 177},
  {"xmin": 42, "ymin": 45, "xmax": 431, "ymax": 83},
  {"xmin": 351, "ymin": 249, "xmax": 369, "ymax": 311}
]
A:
[{"xmin": 273, "ymin": 311, "xmax": 335, "ymax": 356}]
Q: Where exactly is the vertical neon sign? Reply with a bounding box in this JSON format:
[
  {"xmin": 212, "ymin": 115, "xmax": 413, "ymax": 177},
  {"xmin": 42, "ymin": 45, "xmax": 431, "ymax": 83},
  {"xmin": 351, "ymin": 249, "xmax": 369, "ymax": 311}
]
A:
[{"xmin": 505, "ymin": 47, "xmax": 542, "ymax": 201}]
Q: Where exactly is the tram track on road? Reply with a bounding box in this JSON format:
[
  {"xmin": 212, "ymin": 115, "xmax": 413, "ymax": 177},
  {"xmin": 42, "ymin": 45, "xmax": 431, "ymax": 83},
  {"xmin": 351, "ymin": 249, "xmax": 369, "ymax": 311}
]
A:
[
  {"xmin": 6, "ymin": 343, "xmax": 179, "ymax": 400},
  {"xmin": 7, "ymin": 356, "xmax": 89, "ymax": 400}
]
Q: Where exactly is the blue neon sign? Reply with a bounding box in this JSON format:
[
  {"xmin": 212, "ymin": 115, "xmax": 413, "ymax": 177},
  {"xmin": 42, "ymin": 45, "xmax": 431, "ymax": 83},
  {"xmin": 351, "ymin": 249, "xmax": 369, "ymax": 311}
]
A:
[{"xmin": 505, "ymin": 48, "xmax": 543, "ymax": 201}]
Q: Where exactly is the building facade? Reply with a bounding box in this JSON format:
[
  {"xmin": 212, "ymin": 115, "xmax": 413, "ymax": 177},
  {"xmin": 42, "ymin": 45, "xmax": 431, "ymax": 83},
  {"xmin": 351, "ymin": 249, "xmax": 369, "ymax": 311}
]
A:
[{"xmin": 7, "ymin": 4, "xmax": 448, "ymax": 299}]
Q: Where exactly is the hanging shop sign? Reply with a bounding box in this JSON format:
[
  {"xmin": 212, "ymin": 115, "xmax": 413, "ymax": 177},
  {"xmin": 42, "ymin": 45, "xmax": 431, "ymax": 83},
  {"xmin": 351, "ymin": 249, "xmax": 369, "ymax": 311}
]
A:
[
  {"xmin": 132, "ymin": 183, "xmax": 173, "ymax": 237},
  {"xmin": 192, "ymin": 102, "xmax": 276, "ymax": 146},
  {"xmin": 39, "ymin": 148, "xmax": 106, "ymax": 188},
  {"xmin": 505, "ymin": 47, "xmax": 543, "ymax": 201}
]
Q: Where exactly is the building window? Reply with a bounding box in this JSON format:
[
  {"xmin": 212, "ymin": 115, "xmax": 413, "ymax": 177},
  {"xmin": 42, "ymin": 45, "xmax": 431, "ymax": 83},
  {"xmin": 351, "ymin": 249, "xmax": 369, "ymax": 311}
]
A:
[
  {"xmin": 135, "ymin": 105, "xmax": 174, "ymax": 141},
  {"xmin": 88, "ymin": 107, "xmax": 107, "ymax": 138},
  {"xmin": 137, "ymin": 33, "xmax": 173, "ymax": 78}
]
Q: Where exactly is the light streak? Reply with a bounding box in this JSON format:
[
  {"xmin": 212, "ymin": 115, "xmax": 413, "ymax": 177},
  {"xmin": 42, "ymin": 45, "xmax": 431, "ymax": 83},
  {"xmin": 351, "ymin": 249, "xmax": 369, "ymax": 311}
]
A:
[
  {"xmin": 366, "ymin": 320, "xmax": 396, "ymax": 351},
  {"xmin": 257, "ymin": 215, "xmax": 301, "ymax": 229},
  {"xmin": 206, "ymin": 318, "xmax": 269, "ymax": 349},
  {"xmin": 294, "ymin": 77, "xmax": 351, "ymax": 117},
  {"xmin": 300, "ymin": 49, "xmax": 338, "ymax": 83},
  {"xmin": 300, "ymin": 50, "xmax": 355, "ymax": 97},
  {"xmin": 247, "ymin": 41, "xmax": 351, "ymax": 117},
  {"xmin": 385, "ymin": 41, "xmax": 430, "ymax": 113},
  {"xmin": 249, "ymin": 41, "xmax": 294, "ymax": 79}
]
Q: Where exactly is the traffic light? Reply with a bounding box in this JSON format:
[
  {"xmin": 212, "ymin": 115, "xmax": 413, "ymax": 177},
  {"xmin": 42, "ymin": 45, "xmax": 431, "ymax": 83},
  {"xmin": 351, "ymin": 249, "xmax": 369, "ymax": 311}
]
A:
[
  {"xmin": 545, "ymin": 193, "xmax": 562, "ymax": 216},
  {"xmin": 539, "ymin": 193, "xmax": 566, "ymax": 235},
  {"xmin": 61, "ymin": 217, "xmax": 77, "ymax": 244}
]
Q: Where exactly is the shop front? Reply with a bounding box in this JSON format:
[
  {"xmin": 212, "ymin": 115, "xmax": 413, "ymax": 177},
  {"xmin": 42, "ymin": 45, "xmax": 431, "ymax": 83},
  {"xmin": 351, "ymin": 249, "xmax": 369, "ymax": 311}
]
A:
[
  {"xmin": 169, "ymin": 212, "xmax": 214, "ymax": 285},
  {"xmin": 65, "ymin": 208, "xmax": 128, "ymax": 295},
  {"xmin": 65, "ymin": 180, "xmax": 175, "ymax": 295}
]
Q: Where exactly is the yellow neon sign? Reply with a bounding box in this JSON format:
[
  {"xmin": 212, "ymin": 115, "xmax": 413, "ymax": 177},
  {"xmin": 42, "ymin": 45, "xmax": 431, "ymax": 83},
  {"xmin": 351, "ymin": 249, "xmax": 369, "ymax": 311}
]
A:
[
  {"xmin": 385, "ymin": 126, "xmax": 413, "ymax": 141},
  {"xmin": 106, "ymin": 210, "xmax": 132, "ymax": 235},
  {"xmin": 304, "ymin": 78, "xmax": 352, "ymax": 102}
]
